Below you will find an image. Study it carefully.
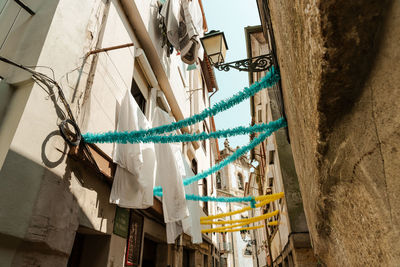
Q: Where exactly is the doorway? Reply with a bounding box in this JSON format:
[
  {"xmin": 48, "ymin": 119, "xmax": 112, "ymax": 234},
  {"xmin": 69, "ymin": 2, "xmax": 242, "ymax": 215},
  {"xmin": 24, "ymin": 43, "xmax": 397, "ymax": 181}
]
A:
[
  {"xmin": 67, "ymin": 227, "xmax": 111, "ymax": 267},
  {"xmin": 142, "ymin": 237, "xmax": 157, "ymax": 267}
]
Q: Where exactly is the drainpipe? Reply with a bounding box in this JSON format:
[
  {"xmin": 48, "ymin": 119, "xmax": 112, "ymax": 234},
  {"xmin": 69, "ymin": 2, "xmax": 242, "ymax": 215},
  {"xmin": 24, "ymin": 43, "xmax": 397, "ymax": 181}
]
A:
[
  {"xmin": 229, "ymin": 202, "xmax": 236, "ymax": 267},
  {"xmin": 251, "ymin": 160, "xmax": 274, "ymax": 267},
  {"xmin": 251, "ymin": 208, "xmax": 260, "ymax": 267}
]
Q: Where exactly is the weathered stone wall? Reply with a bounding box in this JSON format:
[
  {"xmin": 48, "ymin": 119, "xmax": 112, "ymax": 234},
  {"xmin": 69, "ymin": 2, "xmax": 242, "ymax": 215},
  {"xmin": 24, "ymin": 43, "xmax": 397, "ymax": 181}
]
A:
[{"xmin": 267, "ymin": 0, "xmax": 400, "ymax": 265}]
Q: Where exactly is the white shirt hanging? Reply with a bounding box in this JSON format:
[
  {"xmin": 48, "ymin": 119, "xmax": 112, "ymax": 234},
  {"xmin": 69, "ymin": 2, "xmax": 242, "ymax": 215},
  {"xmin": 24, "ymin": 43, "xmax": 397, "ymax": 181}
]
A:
[
  {"xmin": 110, "ymin": 90, "xmax": 156, "ymax": 208},
  {"xmin": 152, "ymin": 107, "xmax": 189, "ymax": 223},
  {"xmin": 166, "ymin": 157, "xmax": 202, "ymax": 244}
]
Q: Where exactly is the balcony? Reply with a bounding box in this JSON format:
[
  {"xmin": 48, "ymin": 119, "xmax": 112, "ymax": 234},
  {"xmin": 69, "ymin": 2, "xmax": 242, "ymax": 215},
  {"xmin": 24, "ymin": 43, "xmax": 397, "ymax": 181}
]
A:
[{"xmin": 219, "ymin": 242, "xmax": 232, "ymax": 253}]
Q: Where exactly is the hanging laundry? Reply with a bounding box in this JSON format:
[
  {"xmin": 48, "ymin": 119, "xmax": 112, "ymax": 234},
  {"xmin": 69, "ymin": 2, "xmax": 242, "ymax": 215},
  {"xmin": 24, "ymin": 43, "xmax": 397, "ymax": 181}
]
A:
[
  {"xmin": 178, "ymin": 0, "xmax": 200, "ymax": 64},
  {"xmin": 110, "ymin": 90, "xmax": 156, "ymax": 208},
  {"xmin": 157, "ymin": 0, "xmax": 175, "ymax": 56},
  {"xmin": 159, "ymin": 0, "xmax": 181, "ymax": 51},
  {"xmin": 159, "ymin": 0, "xmax": 203, "ymax": 64},
  {"xmin": 166, "ymin": 157, "xmax": 202, "ymax": 244},
  {"xmin": 152, "ymin": 107, "xmax": 189, "ymax": 223},
  {"xmin": 188, "ymin": 0, "xmax": 204, "ymax": 60}
]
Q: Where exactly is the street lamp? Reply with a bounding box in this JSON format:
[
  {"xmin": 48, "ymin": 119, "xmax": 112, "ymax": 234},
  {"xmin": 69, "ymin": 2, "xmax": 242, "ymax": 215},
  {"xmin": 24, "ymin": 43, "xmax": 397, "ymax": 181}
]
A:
[
  {"xmin": 201, "ymin": 30, "xmax": 274, "ymax": 72},
  {"xmin": 200, "ymin": 30, "xmax": 228, "ymax": 66}
]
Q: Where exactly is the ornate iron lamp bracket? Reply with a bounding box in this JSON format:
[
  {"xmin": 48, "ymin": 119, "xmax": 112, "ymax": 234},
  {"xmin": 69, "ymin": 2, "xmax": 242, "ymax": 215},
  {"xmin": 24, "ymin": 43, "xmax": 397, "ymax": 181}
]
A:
[{"xmin": 214, "ymin": 54, "xmax": 274, "ymax": 72}]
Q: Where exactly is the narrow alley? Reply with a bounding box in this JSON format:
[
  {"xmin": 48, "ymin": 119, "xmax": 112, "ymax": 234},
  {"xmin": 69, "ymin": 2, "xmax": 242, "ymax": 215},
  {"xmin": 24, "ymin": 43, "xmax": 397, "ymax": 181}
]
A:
[{"xmin": 0, "ymin": 0, "xmax": 398, "ymax": 266}]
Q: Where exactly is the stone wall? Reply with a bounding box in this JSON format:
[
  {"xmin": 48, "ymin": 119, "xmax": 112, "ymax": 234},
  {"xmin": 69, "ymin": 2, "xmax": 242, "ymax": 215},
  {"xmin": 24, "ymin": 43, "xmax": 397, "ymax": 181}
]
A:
[{"xmin": 267, "ymin": 0, "xmax": 400, "ymax": 265}]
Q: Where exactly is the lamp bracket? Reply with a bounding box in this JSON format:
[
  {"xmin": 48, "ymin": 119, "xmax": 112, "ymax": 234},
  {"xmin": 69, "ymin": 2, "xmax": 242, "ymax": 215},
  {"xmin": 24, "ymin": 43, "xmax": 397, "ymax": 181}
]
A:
[{"xmin": 214, "ymin": 54, "xmax": 274, "ymax": 72}]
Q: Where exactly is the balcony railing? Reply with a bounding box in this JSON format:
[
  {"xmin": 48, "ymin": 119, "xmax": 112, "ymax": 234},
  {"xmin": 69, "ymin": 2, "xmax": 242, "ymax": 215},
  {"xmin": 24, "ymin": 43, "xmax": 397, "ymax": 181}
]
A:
[{"xmin": 219, "ymin": 242, "xmax": 232, "ymax": 253}]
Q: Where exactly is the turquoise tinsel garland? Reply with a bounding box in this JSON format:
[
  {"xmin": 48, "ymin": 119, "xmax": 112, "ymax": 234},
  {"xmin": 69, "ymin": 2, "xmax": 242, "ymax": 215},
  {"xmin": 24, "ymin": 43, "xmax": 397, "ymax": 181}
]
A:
[
  {"xmin": 82, "ymin": 66, "xmax": 280, "ymax": 143},
  {"xmin": 157, "ymin": 194, "xmax": 256, "ymax": 207},
  {"xmin": 153, "ymin": 118, "xmax": 287, "ymax": 193},
  {"xmin": 83, "ymin": 118, "xmax": 285, "ymax": 144},
  {"xmin": 153, "ymin": 192, "xmax": 256, "ymax": 204}
]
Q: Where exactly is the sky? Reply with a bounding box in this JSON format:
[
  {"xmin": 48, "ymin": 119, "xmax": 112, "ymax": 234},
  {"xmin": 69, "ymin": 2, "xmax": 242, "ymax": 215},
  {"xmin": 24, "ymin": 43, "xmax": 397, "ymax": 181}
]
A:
[{"xmin": 202, "ymin": 0, "xmax": 261, "ymax": 148}]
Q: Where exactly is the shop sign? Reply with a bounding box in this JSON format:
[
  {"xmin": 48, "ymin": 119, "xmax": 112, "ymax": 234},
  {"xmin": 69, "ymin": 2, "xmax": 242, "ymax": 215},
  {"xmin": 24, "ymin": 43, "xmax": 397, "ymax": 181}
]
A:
[
  {"xmin": 113, "ymin": 207, "xmax": 130, "ymax": 238},
  {"xmin": 125, "ymin": 211, "xmax": 144, "ymax": 266}
]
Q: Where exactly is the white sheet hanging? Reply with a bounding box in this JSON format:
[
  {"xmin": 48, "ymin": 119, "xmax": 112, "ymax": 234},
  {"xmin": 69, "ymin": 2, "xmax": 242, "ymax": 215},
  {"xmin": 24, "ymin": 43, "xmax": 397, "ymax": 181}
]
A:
[
  {"xmin": 152, "ymin": 107, "xmax": 189, "ymax": 223},
  {"xmin": 166, "ymin": 157, "xmax": 202, "ymax": 244},
  {"xmin": 110, "ymin": 90, "xmax": 156, "ymax": 208}
]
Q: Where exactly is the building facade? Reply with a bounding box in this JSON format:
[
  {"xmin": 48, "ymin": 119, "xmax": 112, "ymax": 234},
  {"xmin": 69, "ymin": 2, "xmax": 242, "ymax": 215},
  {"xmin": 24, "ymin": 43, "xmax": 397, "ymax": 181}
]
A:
[
  {"xmin": 244, "ymin": 25, "xmax": 317, "ymax": 266},
  {"xmin": 0, "ymin": 0, "xmax": 221, "ymax": 266},
  {"xmin": 256, "ymin": 0, "xmax": 400, "ymax": 266},
  {"xmin": 215, "ymin": 139, "xmax": 254, "ymax": 267}
]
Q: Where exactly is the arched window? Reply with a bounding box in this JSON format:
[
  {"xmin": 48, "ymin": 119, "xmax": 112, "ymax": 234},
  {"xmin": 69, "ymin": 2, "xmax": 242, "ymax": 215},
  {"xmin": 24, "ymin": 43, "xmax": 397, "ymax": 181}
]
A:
[
  {"xmin": 238, "ymin": 173, "xmax": 244, "ymax": 190},
  {"xmin": 216, "ymin": 172, "xmax": 222, "ymax": 189}
]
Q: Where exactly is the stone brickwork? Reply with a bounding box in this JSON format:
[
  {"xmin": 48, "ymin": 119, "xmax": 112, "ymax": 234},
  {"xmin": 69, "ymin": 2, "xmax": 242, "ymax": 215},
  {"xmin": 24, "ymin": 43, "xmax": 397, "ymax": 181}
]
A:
[{"xmin": 267, "ymin": 0, "xmax": 400, "ymax": 265}]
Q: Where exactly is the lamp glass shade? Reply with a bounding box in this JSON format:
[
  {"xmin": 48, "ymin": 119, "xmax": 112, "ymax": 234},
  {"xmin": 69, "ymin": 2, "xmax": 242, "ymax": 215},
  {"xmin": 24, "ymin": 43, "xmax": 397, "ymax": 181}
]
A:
[{"xmin": 201, "ymin": 31, "xmax": 228, "ymax": 65}]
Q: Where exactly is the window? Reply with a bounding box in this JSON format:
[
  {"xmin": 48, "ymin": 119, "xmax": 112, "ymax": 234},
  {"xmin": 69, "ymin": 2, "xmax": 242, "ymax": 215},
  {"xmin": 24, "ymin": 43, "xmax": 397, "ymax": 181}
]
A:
[
  {"xmin": 269, "ymin": 177, "xmax": 274, "ymax": 188},
  {"xmin": 202, "ymin": 78, "xmax": 206, "ymax": 105},
  {"xmin": 131, "ymin": 78, "xmax": 146, "ymax": 114},
  {"xmin": 238, "ymin": 173, "xmax": 244, "ymax": 190},
  {"xmin": 202, "ymin": 178, "xmax": 208, "ymax": 215},
  {"xmin": 244, "ymin": 243, "xmax": 252, "ymax": 255},
  {"xmin": 216, "ymin": 172, "xmax": 222, "ymax": 189},
  {"xmin": 132, "ymin": 60, "xmax": 150, "ymax": 116},
  {"xmin": 269, "ymin": 150, "xmax": 275, "ymax": 164},
  {"xmin": 191, "ymin": 159, "xmax": 198, "ymax": 175},
  {"xmin": 203, "ymin": 254, "xmax": 209, "ymax": 267},
  {"xmin": 202, "ymin": 121, "xmax": 209, "ymax": 153},
  {"xmin": 256, "ymin": 104, "xmax": 262, "ymax": 123}
]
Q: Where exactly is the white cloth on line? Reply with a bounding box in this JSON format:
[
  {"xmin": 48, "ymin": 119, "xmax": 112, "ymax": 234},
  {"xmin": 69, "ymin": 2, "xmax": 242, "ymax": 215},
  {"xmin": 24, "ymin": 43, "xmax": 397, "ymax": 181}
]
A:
[
  {"xmin": 166, "ymin": 154, "xmax": 202, "ymax": 244},
  {"xmin": 160, "ymin": 0, "xmax": 181, "ymax": 49},
  {"xmin": 110, "ymin": 90, "xmax": 156, "ymax": 209},
  {"xmin": 188, "ymin": 0, "xmax": 204, "ymax": 60},
  {"xmin": 152, "ymin": 107, "xmax": 189, "ymax": 224},
  {"xmin": 160, "ymin": 0, "xmax": 203, "ymax": 64},
  {"xmin": 179, "ymin": 0, "xmax": 200, "ymax": 64}
]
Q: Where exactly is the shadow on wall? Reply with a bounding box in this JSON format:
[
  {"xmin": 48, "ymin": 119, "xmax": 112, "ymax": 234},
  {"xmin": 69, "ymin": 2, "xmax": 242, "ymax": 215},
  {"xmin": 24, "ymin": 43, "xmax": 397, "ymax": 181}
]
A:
[
  {"xmin": 40, "ymin": 128, "xmax": 115, "ymax": 234},
  {"xmin": 0, "ymin": 143, "xmax": 114, "ymax": 265}
]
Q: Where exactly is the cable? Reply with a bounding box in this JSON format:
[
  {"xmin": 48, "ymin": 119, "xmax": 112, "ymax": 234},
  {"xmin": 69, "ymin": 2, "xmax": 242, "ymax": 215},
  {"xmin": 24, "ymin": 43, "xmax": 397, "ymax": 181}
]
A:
[{"xmin": 0, "ymin": 56, "xmax": 103, "ymax": 175}]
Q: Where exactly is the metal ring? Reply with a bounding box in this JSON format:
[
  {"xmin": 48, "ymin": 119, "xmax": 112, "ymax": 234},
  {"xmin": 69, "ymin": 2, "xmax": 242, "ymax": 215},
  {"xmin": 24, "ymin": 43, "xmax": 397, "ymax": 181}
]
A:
[{"xmin": 59, "ymin": 119, "xmax": 81, "ymax": 146}]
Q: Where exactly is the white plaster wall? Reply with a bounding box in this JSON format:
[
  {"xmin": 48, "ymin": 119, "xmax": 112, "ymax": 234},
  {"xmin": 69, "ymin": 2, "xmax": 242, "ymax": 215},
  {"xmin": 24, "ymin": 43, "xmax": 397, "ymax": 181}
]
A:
[
  {"xmin": 0, "ymin": 1, "xmax": 129, "ymax": 264},
  {"xmin": 80, "ymin": 0, "xmax": 137, "ymax": 157},
  {"xmin": 133, "ymin": 0, "xmax": 190, "ymax": 119},
  {"xmin": 0, "ymin": 0, "xmax": 107, "ymax": 240},
  {"xmin": 0, "ymin": 0, "xmax": 216, "ymax": 265}
]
